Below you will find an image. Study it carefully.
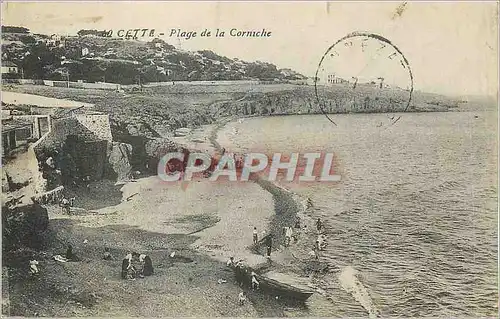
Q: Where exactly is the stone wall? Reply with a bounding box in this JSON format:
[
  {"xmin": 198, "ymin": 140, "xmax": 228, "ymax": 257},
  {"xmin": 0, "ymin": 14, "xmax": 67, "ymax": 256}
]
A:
[
  {"xmin": 42, "ymin": 80, "xmax": 120, "ymax": 90},
  {"xmin": 32, "ymin": 114, "xmax": 114, "ymax": 184},
  {"xmin": 33, "ymin": 114, "xmax": 112, "ymax": 153},
  {"xmin": 34, "ymin": 117, "xmax": 100, "ymax": 153},
  {"xmin": 63, "ymin": 135, "xmax": 108, "ymax": 181},
  {"xmin": 12, "ymin": 115, "xmax": 51, "ymax": 139},
  {"xmin": 74, "ymin": 114, "xmax": 113, "ymax": 141},
  {"xmin": 27, "ymin": 146, "xmax": 47, "ymax": 194}
]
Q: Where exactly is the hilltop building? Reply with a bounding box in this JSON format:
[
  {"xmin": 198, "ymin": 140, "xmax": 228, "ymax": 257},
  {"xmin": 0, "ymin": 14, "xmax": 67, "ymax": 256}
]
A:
[
  {"xmin": 1, "ymin": 61, "xmax": 18, "ymax": 75},
  {"xmin": 326, "ymin": 74, "xmax": 348, "ymax": 85},
  {"xmin": 81, "ymin": 47, "xmax": 90, "ymax": 57}
]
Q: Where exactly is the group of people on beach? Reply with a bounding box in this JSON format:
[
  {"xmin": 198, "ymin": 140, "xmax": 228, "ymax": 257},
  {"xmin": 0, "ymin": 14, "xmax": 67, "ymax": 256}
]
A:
[
  {"xmin": 227, "ymin": 256, "xmax": 260, "ymax": 307},
  {"xmin": 279, "ymin": 215, "xmax": 327, "ymax": 261},
  {"xmin": 30, "ymin": 244, "xmax": 81, "ymax": 276},
  {"xmin": 29, "ymin": 244, "xmax": 155, "ymax": 281},
  {"xmin": 312, "ymin": 218, "xmax": 327, "ymax": 260},
  {"xmin": 121, "ymin": 252, "xmax": 154, "ymax": 280},
  {"xmin": 226, "ymin": 215, "xmax": 327, "ymax": 306},
  {"xmin": 59, "ymin": 196, "xmax": 75, "ymax": 214},
  {"xmin": 250, "ymin": 214, "xmax": 327, "ymax": 261}
]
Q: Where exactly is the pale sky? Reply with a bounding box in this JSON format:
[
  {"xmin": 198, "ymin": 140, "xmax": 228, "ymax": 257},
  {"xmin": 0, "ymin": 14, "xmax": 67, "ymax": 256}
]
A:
[{"xmin": 2, "ymin": 1, "xmax": 498, "ymax": 96}]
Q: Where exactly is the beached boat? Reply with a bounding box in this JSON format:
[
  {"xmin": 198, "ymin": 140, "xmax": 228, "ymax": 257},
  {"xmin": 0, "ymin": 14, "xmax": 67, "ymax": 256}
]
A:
[
  {"xmin": 255, "ymin": 273, "xmax": 314, "ymax": 301},
  {"xmin": 231, "ymin": 265, "xmax": 314, "ymax": 302}
]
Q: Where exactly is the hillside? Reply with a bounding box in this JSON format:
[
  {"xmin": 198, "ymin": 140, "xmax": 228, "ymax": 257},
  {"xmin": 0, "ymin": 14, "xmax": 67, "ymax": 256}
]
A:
[
  {"xmin": 1, "ymin": 26, "xmax": 307, "ymax": 84},
  {"xmin": 3, "ymin": 82, "xmax": 461, "ymax": 134}
]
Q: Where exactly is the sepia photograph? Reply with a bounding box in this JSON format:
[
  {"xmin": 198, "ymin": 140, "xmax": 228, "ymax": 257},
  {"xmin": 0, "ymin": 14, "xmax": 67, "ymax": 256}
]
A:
[{"xmin": 1, "ymin": 1, "xmax": 498, "ymax": 317}]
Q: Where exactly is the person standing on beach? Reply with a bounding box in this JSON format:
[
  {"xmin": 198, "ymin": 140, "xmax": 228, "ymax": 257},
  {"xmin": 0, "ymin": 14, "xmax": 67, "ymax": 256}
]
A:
[
  {"xmin": 315, "ymin": 239, "xmax": 321, "ymax": 251},
  {"xmin": 313, "ymin": 241, "xmax": 320, "ymax": 260},
  {"xmin": 251, "ymin": 271, "xmax": 260, "ymax": 290},
  {"xmin": 294, "ymin": 217, "xmax": 301, "ymax": 229},
  {"xmin": 60, "ymin": 197, "xmax": 70, "ymax": 215},
  {"xmin": 265, "ymin": 235, "xmax": 273, "ymax": 259},
  {"xmin": 235, "ymin": 262, "xmax": 244, "ymax": 286},
  {"xmin": 316, "ymin": 218, "xmax": 323, "ymax": 232},
  {"xmin": 285, "ymin": 226, "xmax": 293, "ymax": 247},
  {"xmin": 238, "ymin": 291, "xmax": 247, "ymax": 305},
  {"xmin": 29, "ymin": 259, "xmax": 39, "ymax": 276},
  {"xmin": 139, "ymin": 253, "xmax": 154, "ymax": 277},
  {"xmin": 253, "ymin": 227, "xmax": 258, "ymax": 244}
]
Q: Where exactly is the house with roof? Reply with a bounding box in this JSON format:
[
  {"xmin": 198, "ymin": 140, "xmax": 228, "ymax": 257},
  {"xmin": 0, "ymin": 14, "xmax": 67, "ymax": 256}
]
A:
[
  {"xmin": 1, "ymin": 117, "xmax": 34, "ymax": 156},
  {"xmin": 1, "ymin": 61, "xmax": 18, "ymax": 75}
]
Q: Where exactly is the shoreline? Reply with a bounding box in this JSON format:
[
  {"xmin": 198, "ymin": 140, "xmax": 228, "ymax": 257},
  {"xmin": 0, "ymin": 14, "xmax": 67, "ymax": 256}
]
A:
[{"xmin": 208, "ymin": 116, "xmax": 339, "ymax": 308}]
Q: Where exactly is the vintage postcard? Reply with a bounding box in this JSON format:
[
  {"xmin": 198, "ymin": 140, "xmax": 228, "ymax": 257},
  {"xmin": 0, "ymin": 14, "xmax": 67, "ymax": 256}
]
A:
[{"xmin": 1, "ymin": 1, "xmax": 498, "ymax": 317}]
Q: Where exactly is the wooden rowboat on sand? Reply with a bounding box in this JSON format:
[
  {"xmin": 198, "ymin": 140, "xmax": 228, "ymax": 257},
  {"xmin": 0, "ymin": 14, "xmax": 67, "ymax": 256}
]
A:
[{"xmin": 231, "ymin": 264, "xmax": 314, "ymax": 302}]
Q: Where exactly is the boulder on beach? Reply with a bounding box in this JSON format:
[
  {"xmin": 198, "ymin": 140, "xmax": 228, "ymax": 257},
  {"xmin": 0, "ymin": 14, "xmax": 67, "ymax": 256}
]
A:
[
  {"xmin": 125, "ymin": 121, "xmax": 160, "ymax": 138},
  {"xmin": 107, "ymin": 142, "xmax": 133, "ymax": 181},
  {"xmin": 2, "ymin": 202, "xmax": 49, "ymax": 250},
  {"xmin": 144, "ymin": 138, "xmax": 181, "ymax": 158}
]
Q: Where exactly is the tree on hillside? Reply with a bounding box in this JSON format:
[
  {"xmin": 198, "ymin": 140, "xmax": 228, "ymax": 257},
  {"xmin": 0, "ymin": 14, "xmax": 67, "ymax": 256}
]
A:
[
  {"xmin": 141, "ymin": 65, "xmax": 160, "ymax": 83},
  {"xmin": 21, "ymin": 44, "xmax": 60, "ymax": 79},
  {"xmin": 104, "ymin": 63, "xmax": 140, "ymax": 84},
  {"xmin": 245, "ymin": 62, "xmax": 281, "ymax": 80},
  {"xmin": 198, "ymin": 50, "xmax": 232, "ymax": 63},
  {"xmin": 2, "ymin": 26, "xmax": 30, "ymax": 33},
  {"xmin": 77, "ymin": 29, "xmax": 108, "ymax": 37},
  {"xmin": 150, "ymin": 38, "xmax": 175, "ymax": 51}
]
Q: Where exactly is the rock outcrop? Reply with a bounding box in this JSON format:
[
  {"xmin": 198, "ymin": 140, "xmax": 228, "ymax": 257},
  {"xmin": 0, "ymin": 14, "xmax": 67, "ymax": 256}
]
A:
[
  {"xmin": 106, "ymin": 142, "xmax": 133, "ymax": 181},
  {"xmin": 144, "ymin": 137, "xmax": 186, "ymax": 174},
  {"xmin": 2, "ymin": 202, "xmax": 49, "ymax": 250},
  {"xmin": 2, "ymin": 170, "xmax": 12, "ymax": 192}
]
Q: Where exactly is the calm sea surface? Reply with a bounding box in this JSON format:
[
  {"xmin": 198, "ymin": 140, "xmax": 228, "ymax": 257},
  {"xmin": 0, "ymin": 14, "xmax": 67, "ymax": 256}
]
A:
[{"xmin": 218, "ymin": 111, "xmax": 498, "ymax": 317}]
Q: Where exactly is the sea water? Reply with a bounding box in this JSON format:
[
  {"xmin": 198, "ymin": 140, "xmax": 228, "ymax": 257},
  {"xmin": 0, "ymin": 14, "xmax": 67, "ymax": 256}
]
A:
[{"xmin": 218, "ymin": 111, "xmax": 498, "ymax": 317}]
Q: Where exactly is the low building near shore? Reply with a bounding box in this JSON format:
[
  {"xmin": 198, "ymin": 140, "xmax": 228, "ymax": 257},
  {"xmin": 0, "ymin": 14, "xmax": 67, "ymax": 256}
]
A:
[
  {"xmin": 1, "ymin": 117, "xmax": 33, "ymax": 157},
  {"xmin": 34, "ymin": 107, "xmax": 114, "ymax": 182}
]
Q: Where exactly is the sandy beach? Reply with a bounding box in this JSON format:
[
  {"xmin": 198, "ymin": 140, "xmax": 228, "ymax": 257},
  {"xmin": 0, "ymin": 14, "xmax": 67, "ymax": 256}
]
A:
[
  {"xmin": 58, "ymin": 177, "xmax": 275, "ymax": 267},
  {"xmin": 4, "ymin": 118, "xmax": 339, "ymax": 317}
]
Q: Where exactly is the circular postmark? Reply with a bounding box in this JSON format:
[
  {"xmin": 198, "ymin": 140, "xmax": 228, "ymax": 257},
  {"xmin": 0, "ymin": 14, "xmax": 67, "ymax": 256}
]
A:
[{"xmin": 314, "ymin": 31, "xmax": 414, "ymax": 126}]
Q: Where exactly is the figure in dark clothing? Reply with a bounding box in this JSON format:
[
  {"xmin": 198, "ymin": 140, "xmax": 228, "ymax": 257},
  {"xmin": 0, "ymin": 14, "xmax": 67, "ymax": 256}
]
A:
[
  {"xmin": 235, "ymin": 263, "xmax": 244, "ymax": 287},
  {"xmin": 313, "ymin": 242, "xmax": 320, "ymax": 260},
  {"xmin": 121, "ymin": 258, "xmax": 129, "ymax": 279},
  {"xmin": 294, "ymin": 217, "xmax": 301, "ymax": 229},
  {"xmin": 103, "ymin": 247, "xmax": 113, "ymax": 260},
  {"xmin": 316, "ymin": 218, "xmax": 323, "ymax": 232},
  {"xmin": 66, "ymin": 245, "xmax": 80, "ymax": 261},
  {"xmin": 140, "ymin": 254, "xmax": 154, "ymax": 277},
  {"xmin": 265, "ymin": 235, "xmax": 273, "ymax": 259}
]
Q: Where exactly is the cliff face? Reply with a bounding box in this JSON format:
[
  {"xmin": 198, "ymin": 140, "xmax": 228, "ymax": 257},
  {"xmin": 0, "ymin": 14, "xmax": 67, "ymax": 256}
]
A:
[
  {"xmin": 208, "ymin": 87, "xmax": 451, "ymax": 119},
  {"xmin": 106, "ymin": 142, "xmax": 133, "ymax": 181},
  {"xmin": 3, "ymin": 83, "xmax": 459, "ymax": 182},
  {"xmin": 110, "ymin": 118, "xmax": 185, "ymax": 175}
]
